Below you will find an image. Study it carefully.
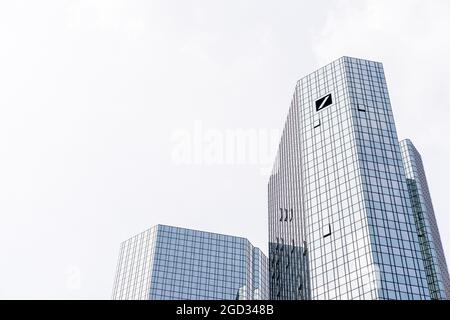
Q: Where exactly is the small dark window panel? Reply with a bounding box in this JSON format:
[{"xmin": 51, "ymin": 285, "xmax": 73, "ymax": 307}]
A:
[
  {"xmin": 358, "ymin": 104, "xmax": 366, "ymax": 112},
  {"xmin": 315, "ymin": 93, "xmax": 333, "ymax": 112},
  {"xmin": 314, "ymin": 119, "xmax": 321, "ymax": 128},
  {"xmin": 323, "ymin": 224, "xmax": 332, "ymax": 238}
]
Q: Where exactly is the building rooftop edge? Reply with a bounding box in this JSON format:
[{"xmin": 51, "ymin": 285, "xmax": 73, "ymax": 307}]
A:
[
  {"xmin": 120, "ymin": 223, "xmax": 265, "ymax": 253},
  {"xmin": 295, "ymin": 56, "xmax": 383, "ymax": 86}
]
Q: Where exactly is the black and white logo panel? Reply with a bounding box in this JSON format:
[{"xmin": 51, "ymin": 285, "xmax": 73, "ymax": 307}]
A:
[{"xmin": 315, "ymin": 93, "xmax": 333, "ymax": 112}]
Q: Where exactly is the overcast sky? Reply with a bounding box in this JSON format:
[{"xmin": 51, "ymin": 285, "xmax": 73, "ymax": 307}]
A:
[{"xmin": 1, "ymin": 0, "xmax": 449, "ymax": 299}]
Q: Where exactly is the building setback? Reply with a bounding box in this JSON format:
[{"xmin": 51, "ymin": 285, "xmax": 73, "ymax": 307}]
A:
[
  {"xmin": 269, "ymin": 56, "xmax": 433, "ymax": 300},
  {"xmin": 112, "ymin": 224, "xmax": 269, "ymax": 300}
]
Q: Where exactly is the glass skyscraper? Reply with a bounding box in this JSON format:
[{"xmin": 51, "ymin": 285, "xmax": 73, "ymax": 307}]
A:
[
  {"xmin": 112, "ymin": 224, "xmax": 269, "ymax": 300},
  {"xmin": 400, "ymin": 139, "xmax": 450, "ymax": 299},
  {"xmin": 268, "ymin": 56, "xmax": 447, "ymax": 300}
]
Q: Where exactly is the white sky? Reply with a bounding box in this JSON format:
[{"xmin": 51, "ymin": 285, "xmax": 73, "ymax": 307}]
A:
[{"xmin": 1, "ymin": 0, "xmax": 449, "ymax": 299}]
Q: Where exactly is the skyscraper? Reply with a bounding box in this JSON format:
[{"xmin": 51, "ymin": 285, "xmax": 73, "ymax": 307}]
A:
[
  {"xmin": 112, "ymin": 224, "xmax": 269, "ymax": 300},
  {"xmin": 269, "ymin": 56, "xmax": 434, "ymax": 300},
  {"xmin": 400, "ymin": 139, "xmax": 450, "ymax": 299}
]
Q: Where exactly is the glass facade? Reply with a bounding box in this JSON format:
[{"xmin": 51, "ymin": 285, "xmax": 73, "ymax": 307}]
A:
[
  {"xmin": 400, "ymin": 139, "xmax": 450, "ymax": 299},
  {"xmin": 269, "ymin": 56, "xmax": 432, "ymax": 300},
  {"xmin": 112, "ymin": 224, "xmax": 269, "ymax": 300}
]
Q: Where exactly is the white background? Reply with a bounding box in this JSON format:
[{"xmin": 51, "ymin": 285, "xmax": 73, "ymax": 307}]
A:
[{"xmin": 1, "ymin": 0, "xmax": 449, "ymax": 299}]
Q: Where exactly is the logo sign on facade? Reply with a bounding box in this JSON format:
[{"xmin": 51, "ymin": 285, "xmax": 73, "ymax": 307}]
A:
[{"xmin": 315, "ymin": 93, "xmax": 333, "ymax": 112}]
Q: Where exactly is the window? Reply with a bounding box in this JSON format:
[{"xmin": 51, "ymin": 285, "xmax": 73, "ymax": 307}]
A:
[
  {"xmin": 279, "ymin": 208, "xmax": 292, "ymax": 222},
  {"xmin": 314, "ymin": 117, "xmax": 321, "ymax": 128},
  {"xmin": 323, "ymin": 224, "xmax": 332, "ymax": 238},
  {"xmin": 358, "ymin": 104, "xmax": 366, "ymax": 112}
]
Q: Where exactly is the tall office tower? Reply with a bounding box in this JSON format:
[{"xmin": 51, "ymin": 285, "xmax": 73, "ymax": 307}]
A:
[
  {"xmin": 269, "ymin": 56, "xmax": 431, "ymax": 300},
  {"xmin": 112, "ymin": 224, "xmax": 269, "ymax": 300},
  {"xmin": 400, "ymin": 139, "xmax": 450, "ymax": 299}
]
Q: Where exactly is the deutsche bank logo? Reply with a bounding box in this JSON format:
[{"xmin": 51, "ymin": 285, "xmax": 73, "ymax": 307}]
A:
[{"xmin": 315, "ymin": 93, "xmax": 333, "ymax": 112}]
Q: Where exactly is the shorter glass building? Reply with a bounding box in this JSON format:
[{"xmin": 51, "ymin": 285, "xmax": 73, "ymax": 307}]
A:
[{"xmin": 112, "ymin": 224, "xmax": 269, "ymax": 300}]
